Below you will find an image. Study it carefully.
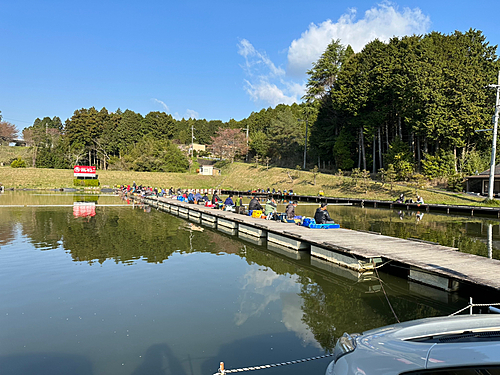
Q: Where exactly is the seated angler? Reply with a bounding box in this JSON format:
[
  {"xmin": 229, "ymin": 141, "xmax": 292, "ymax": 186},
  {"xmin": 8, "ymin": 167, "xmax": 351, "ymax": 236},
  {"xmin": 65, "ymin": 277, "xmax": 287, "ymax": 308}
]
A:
[
  {"xmin": 286, "ymin": 201, "xmax": 297, "ymax": 220},
  {"xmin": 212, "ymin": 192, "xmax": 221, "ymax": 206},
  {"xmin": 314, "ymin": 203, "xmax": 335, "ymax": 224},
  {"xmin": 194, "ymin": 191, "xmax": 203, "ymax": 203},
  {"xmin": 265, "ymin": 197, "xmax": 277, "ymax": 220},
  {"xmin": 224, "ymin": 194, "xmax": 235, "ymax": 208},
  {"xmin": 187, "ymin": 191, "xmax": 195, "ymax": 203},
  {"xmin": 248, "ymin": 196, "xmax": 263, "ymax": 211}
]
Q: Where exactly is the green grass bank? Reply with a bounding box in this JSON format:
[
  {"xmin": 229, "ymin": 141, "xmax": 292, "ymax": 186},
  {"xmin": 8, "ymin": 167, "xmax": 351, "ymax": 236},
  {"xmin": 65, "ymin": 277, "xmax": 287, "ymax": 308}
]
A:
[{"xmin": 0, "ymin": 163, "xmax": 490, "ymax": 207}]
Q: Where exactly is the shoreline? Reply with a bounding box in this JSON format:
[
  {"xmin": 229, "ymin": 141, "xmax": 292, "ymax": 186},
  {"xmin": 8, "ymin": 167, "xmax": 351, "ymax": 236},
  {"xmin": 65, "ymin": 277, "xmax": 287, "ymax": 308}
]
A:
[{"xmin": 0, "ymin": 163, "xmax": 492, "ymax": 207}]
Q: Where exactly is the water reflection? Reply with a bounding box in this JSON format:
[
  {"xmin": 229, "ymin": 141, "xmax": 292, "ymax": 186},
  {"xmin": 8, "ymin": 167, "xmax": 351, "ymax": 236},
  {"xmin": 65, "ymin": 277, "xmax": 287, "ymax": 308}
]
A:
[
  {"xmin": 131, "ymin": 344, "xmax": 185, "ymax": 375},
  {"xmin": 73, "ymin": 194, "xmax": 98, "ymax": 219},
  {"xmin": 0, "ymin": 193, "xmax": 493, "ymax": 375},
  {"xmin": 73, "ymin": 203, "xmax": 96, "ymax": 218},
  {"xmin": 488, "ymin": 223, "xmax": 493, "ymax": 259},
  {"xmin": 0, "ymin": 352, "xmax": 93, "ymax": 375},
  {"xmin": 3, "ymin": 192, "xmax": 500, "ymax": 260},
  {"xmin": 235, "ymin": 267, "xmax": 298, "ymax": 326}
]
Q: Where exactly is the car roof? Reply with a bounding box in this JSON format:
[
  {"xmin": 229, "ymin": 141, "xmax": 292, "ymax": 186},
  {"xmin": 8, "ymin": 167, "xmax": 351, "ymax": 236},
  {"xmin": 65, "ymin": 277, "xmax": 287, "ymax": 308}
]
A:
[
  {"xmin": 342, "ymin": 315, "xmax": 500, "ymax": 374},
  {"xmin": 362, "ymin": 315, "xmax": 500, "ymax": 341}
]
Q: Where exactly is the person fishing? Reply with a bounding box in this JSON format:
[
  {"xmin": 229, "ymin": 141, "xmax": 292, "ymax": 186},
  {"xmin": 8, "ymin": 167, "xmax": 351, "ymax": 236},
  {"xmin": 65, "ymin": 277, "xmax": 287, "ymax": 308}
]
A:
[
  {"xmin": 212, "ymin": 191, "xmax": 221, "ymax": 206},
  {"xmin": 314, "ymin": 203, "xmax": 335, "ymax": 224},
  {"xmin": 286, "ymin": 201, "xmax": 297, "ymax": 220},
  {"xmin": 248, "ymin": 196, "xmax": 263, "ymax": 211},
  {"xmin": 265, "ymin": 197, "xmax": 277, "ymax": 220},
  {"xmin": 224, "ymin": 194, "xmax": 235, "ymax": 208}
]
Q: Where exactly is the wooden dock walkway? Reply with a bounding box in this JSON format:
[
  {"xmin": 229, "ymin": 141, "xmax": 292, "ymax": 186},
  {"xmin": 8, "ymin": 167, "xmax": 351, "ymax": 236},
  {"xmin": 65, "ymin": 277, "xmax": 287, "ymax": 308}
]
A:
[
  {"xmin": 140, "ymin": 196, "xmax": 500, "ymax": 292},
  {"xmin": 222, "ymin": 189, "xmax": 500, "ymax": 218}
]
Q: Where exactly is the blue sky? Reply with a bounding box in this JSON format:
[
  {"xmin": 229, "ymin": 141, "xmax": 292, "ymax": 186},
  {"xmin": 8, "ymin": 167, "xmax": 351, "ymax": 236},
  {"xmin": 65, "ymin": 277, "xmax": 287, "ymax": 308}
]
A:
[{"xmin": 1, "ymin": 0, "xmax": 499, "ymax": 132}]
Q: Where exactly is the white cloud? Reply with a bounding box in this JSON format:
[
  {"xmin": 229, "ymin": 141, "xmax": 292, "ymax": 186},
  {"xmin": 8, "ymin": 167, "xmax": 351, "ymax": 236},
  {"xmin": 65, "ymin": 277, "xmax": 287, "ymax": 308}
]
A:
[
  {"xmin": 244, "ymin": 79, "xmax": 297, "ymax": 107},
  {"xmin": 238, "ymin": 2, "xmax": 431, "ymax": 107},
  {"xmin": 238, "ymin": 39, "xmax": 299, "ymax": 107},
  {"xmin": 152, "ymin": 98, "xmax": 169, "ymax": 112},
  {"xmin": 287, "ymin": 2, "xmax": 431, "ymax": 76},
  {"xmin": 238, "ymin": 39, "xmax": 285, "ymax": 78},
  {"xmin": 185, "ymin": 109, "xmax": 199, "ymax": 119},
  {"xmin": 152, "ymin": 99, "xmax": 198, "ymax": 120}
]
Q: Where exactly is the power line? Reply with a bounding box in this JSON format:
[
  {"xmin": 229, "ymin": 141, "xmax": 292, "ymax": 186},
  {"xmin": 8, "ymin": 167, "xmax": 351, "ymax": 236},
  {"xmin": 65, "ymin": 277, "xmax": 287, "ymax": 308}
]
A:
[{"xmin": 2, "ymin": 117, "xmax": 32, "ymax": 124}]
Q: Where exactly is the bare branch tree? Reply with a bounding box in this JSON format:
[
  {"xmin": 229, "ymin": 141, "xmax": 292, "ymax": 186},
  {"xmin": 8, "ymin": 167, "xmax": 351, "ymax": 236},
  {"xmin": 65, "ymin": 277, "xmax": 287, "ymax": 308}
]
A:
[
  {"xmin": 210, "ymin": 128, "xmax": 249, "ymax": 162},
  {"xmin": 0, "ymin": 121, "xmax": 18, "ymax": 145}
]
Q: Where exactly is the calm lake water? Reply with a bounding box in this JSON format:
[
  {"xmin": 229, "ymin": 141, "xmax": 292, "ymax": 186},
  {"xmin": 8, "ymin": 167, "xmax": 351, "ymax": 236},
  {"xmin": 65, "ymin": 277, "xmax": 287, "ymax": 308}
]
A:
[{"xmin": 0, "ymin": 192, "xmax": 495, "ymax": 375}]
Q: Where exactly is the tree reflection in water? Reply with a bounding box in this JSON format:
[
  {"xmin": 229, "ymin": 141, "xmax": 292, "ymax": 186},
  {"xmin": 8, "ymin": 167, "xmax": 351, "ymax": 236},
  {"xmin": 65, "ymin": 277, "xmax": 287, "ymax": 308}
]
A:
[{"xmin": 0, "ymin": 201, "xmax": 473, "ymax": 357}]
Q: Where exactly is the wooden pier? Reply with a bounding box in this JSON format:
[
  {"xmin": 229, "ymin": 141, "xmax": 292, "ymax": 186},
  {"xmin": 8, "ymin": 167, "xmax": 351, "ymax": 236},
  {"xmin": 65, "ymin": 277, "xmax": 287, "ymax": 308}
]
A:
[
  {"xmin": 139, "ymin": 196, "xmax": 500, "ymax": 293},
  {"xmin": 222, "ymin": 190, "xmax": 500, "ymax": 218}
]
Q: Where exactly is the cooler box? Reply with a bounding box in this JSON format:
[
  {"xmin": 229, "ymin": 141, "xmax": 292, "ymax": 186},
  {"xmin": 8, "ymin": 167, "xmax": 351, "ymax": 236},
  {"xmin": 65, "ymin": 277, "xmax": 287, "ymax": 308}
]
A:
[
  {"xmin": 251, "ymin": 210, "xmax": 263, "ymax": 218},
  {"xmin": 301, "ymin": 218, "xmax": 316, "ymax": 227}
]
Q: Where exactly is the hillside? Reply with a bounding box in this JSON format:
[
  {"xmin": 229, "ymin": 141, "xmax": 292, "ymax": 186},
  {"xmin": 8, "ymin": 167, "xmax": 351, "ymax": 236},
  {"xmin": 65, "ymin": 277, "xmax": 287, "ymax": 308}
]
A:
[
  {"xmin": 0, "ymin": 162, "xmax": 487, "ymax": 206},
  {"xmin": 0, "ymin": 146, "xmax": 32, "ymax": 166}
]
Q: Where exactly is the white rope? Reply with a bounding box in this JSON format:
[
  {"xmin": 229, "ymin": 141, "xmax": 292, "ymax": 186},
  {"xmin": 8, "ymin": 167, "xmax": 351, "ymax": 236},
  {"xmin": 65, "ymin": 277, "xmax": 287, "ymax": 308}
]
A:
[
  {"xmin": 449, "ymin": 302, "xmax": 500, "ymax": 316},
  {"xmin": 213, "ymin": 353, "xmax": 335, "ymax": 375}
]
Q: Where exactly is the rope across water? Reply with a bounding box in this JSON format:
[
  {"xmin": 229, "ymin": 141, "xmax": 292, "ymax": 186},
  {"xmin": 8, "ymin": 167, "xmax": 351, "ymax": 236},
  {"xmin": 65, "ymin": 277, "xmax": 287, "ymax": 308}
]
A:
[
  {"xmin": 213, "ymin": 353, "xmax": 335, "ymax": 375},
  {"xmin": 214, "ymin": 300, "xmax": 500, "ymax": 375},
  {"xmin": 449, "ymin": 302, "xmax": 500, "ymax": 316}
]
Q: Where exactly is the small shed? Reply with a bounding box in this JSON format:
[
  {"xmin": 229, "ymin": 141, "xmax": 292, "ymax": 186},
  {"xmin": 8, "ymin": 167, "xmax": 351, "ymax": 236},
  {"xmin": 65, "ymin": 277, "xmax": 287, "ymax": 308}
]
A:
[
  {"xmin": 198, "ymin": 159, "xmax": 220, "ymax": 176},
  {"xmin": 199, "ymin": 165, "xmax": 213, "ymax": 176},
  {"xmin": 466, "ymin": 164, "xmax": 500, "ymax": 195},
  {"xmin": 199, "ymin": 165, "xmax": 220, "ymax": 176}
]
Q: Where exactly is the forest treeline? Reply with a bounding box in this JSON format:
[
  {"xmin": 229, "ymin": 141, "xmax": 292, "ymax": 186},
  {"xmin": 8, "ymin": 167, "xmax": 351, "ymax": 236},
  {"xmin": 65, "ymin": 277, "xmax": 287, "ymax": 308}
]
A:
[{"xmin": 5, "ymin": 28, "xmax": 500, "ymax": 180}]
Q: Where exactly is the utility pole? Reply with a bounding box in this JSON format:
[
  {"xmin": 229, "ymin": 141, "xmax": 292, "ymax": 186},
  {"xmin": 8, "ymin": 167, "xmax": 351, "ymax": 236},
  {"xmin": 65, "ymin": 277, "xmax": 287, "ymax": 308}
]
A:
[
  {"xmin": 191, "ymin": 124, "xmax": 195, "ymax": 157},
  {"xmin": 244, "ymin": 126, "xmax": 249, "ymax": 162},
  {"xmin": 487, "ymin": 71, "xmax": 500, "ymax": 200},
  {"xmin": 298, "ymin": 115, "xmax": 309, "ymax": 170},
  {"xmin": 303, "ymin": 116, "xmax": 308, "ymax": 170}
]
